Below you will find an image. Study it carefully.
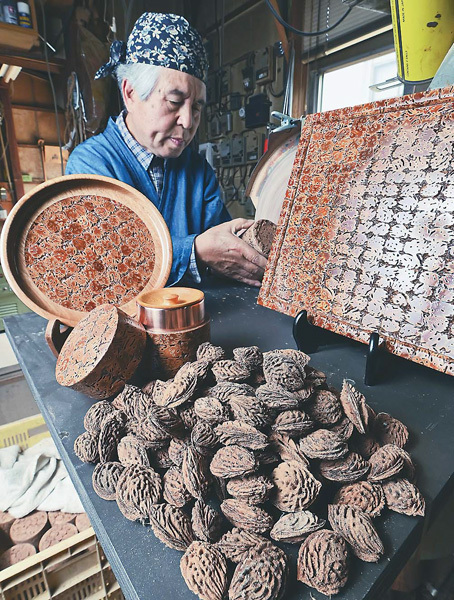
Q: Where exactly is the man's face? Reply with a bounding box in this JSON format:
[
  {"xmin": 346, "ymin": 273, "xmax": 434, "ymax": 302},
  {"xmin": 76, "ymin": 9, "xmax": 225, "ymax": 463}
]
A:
[{"xmin": 123, "ymin": 67, "xmax": 206, "ymax": 158}]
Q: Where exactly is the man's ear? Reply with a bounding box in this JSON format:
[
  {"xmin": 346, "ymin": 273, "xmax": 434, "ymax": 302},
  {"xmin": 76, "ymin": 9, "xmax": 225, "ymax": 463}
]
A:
[{"xmin": 122, "ymin": 79, "xmax": 136, "ymax": 112}]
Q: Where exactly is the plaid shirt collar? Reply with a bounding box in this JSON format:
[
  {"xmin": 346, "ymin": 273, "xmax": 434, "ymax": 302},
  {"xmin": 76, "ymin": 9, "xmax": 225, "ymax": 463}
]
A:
[{"xmin": 116, "ymin": 110, "xmax": 155, "ymax": 171}]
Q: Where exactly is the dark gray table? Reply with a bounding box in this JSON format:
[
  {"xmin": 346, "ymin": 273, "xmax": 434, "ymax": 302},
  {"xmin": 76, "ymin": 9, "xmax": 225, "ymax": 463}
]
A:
[{"xmin": 5, "ymin": 279, "xmax": 454, "ymax": 600}]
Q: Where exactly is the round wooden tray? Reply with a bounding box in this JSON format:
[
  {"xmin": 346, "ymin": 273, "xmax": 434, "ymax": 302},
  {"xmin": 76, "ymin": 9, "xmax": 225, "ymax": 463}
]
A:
[
  {"xmin": 246, "ymin": 125, "xmax": 300, "ymax": 224},
  {"xmin": 0, "ymin": 174, "xmax": 172, "ymax": 326}
]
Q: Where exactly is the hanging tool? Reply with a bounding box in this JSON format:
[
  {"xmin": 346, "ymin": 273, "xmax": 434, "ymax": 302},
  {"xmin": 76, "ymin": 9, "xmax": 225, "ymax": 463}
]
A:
[
  {"xmin": 282, "ymin": 43, "xmax": 294, "ymax": 117},
  {"xmin": 37, "ymin": 139, "xmax": 47, "ymax": 181},
  {"xmin": 268, "ymin": 44, "xmax": 302, "ymax": 131},
  {"xmin": 270, "ymin": 111, "xmax": 301, "ymax": 133},
  {"xmin": 64, "ymin": 72, "xmax": 87, "ymax": 152}
]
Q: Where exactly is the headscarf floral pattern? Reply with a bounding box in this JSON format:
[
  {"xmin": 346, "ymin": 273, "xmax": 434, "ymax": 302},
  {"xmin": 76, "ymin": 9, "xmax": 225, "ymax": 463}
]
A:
[{"xmin": 95, "ymin": 12, "xmax": 208, "ymax": 82}]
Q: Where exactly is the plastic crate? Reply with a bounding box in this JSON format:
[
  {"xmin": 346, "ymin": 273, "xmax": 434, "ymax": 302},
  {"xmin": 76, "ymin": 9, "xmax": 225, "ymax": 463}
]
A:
[
  {"xmin": 0, "ymin": 415, "xmax": 124, "ymax": 600},
  {"xmin": 0, "ymin": 414, "xmax": 50, "ymax": 450}
]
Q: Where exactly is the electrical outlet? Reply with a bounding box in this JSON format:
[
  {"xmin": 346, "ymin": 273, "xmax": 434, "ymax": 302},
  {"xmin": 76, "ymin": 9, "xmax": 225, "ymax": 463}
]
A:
[
  {"xmin": 242, "ymin": 65, "xmax": 254, "ymax": 92},
  {"xmin": 245, "ymin": 132, "xmax": 265, "ymax": 161},
  {"xmin": 219, "ymin": 111, "xmax": 233, "ymax": 134},
  {"xmin": 255, "ymin": 47, "xmax": 275, "ymax": 84},
  {"xmin": 231, "ymin": 135, "xmax": 245, "ymax": 164},
  {"xmin": 220, "ymin": 138, "xmax": 231, "ymax": 166},
  {"xmin": 212, "ymin": 142, "xmax": 221, "ymax": 167},
  {"xmin": 245, "ymin": 132, "xmax": 259, "ymax": 161}
]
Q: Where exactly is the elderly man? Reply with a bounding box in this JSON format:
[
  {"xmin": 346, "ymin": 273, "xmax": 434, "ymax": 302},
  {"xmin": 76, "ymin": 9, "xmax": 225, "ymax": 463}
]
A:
[{"xmin": 66, "ymin": 12, "xmax": 266, "ymax": 287}]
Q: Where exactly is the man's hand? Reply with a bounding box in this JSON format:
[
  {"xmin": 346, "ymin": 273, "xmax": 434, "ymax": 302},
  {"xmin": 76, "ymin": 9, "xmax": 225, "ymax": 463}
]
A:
[{"xmin": 194, "ymin": 219, "xmax": 268, "ymax": 287}]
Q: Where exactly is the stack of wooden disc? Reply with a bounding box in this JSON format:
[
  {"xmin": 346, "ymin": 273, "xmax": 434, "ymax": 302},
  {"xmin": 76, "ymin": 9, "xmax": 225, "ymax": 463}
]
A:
[{"xmin": 0, "ymin": 510, "xmax": 90, "ymax": 570}]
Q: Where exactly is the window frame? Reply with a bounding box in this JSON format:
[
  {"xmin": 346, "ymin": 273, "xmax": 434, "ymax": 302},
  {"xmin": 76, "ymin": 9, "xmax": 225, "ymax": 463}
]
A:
[{"xmin": 305, "ymin": 29, "xmax": 396, "ymax": 114}]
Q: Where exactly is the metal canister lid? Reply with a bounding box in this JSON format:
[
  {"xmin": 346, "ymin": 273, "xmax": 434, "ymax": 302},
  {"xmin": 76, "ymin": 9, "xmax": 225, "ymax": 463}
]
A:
[{"xmin": 136, "ymin": 287, "xmax": 206, "ymax": 332}]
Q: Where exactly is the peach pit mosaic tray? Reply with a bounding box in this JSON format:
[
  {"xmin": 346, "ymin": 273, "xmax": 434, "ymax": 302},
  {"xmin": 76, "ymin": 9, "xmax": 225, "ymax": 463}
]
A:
[
  {"xmin": 258, "ymin": 86, "xmax": 454, "ymax": 376},
  {"xmin": 1, "ymin": 175, "xmax": 172, "ymax": 327}
]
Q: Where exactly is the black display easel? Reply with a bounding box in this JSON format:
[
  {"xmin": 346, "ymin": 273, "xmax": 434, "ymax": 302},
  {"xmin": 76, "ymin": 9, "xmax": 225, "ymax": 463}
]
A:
[{"xmin": 293, "ymin": 310, "xmax": 383, "ymax": 386}]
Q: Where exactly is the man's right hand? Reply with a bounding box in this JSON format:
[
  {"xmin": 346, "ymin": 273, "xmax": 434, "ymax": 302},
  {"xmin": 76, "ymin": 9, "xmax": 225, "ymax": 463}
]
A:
[{"xmin": 194, "ymin": 219, "xmax": 268, "ymax": 287}]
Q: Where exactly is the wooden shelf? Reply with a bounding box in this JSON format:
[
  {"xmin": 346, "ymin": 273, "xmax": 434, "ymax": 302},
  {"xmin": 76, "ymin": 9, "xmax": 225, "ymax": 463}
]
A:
[
  {"xmin": 0, "ymin": 53, "xmax": 64, "ymax": 74},
  {"xmin": 0, "ymin": 0, "xmax": 39, "ymax": 52}
]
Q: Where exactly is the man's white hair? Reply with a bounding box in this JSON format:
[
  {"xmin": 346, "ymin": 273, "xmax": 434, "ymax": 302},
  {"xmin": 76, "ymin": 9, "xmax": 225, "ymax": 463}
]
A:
[{"xmin": 116, "ymin": 63, "xmax": 162, "ymax": 102}]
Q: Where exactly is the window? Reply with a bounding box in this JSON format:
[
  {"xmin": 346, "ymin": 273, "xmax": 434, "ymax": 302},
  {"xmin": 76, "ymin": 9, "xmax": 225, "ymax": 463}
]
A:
[{"xmin": 317, "ymin": 50, "xmax": 404, "ymax": 112}]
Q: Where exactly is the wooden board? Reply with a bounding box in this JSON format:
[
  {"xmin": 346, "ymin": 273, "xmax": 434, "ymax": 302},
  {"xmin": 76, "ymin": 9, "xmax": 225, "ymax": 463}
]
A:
[
  {"xmin": 1, "ymin": 174, "xmax": 172, "ymax": 326},
  {"xmin": 18, "ymin": 146, "xmax": 68, "ymax": 182},
  {"xmin": 12, "ymin": 109, "xmax": 65, "ymax": 146},
  {"xmin": 10, "ymin": 73, "xmax": 54, "ymax": 106},
  {"xmin": 259, "ymin": 86, "xmax": 454, "ymax": 376}
]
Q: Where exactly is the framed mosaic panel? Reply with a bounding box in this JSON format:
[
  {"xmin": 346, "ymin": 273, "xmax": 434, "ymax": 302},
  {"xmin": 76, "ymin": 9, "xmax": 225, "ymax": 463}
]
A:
[{"xmin": 258, "ymin": 87, "xmax": 454, "ymax": 376}]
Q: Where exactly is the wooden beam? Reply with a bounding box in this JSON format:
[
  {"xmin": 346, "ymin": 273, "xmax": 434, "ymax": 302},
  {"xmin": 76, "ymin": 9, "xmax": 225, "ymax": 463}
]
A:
[
  {"xmin": 268, "ymin": 0, "xmax": 290, "ymax": 63},
  {"xmin": 201, "ymin": 0, "xmax": 264, "ymax": 36},
  {"xmin": 12, "ymin": 103, "xmax": 64, "ymax": 113},
  {"xmin": 0, "ymin": 53, "xmax": 64, "ymax": 75},
  {"xmin": 0, "ymin": 83, "xmax": 25, "ymax": 201}
]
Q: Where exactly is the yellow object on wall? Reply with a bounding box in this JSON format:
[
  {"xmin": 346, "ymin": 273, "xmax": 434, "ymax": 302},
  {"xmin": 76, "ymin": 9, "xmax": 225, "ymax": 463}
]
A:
[{"xmin": 391, "ymin": 0, "xmax": 454, "ymax": 84}]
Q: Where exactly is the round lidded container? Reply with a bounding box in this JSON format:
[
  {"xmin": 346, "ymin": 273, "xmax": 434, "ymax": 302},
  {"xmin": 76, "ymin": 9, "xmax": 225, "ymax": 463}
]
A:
[
  {"xmin": 1, "ymin": 174, "xmax": 172, "ymax": 327},
  {"xmin": 137, "ymin": 287, "xmax": 210, "ymax": 378},
  {"xmin": 55, "ymin": 304, "xmax": 147, "ymax": 400}
]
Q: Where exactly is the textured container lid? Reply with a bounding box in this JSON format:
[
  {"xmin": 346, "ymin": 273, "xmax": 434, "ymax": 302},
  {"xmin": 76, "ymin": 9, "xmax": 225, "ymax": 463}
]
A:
[
  {"xmin": 0, "ymin": 174, "xmax": 172, "ymax": 327},
  {"xmin": 55, "ymin": 304, "xmax": 146, "ymax": 389},
  {"xmin": 137, "ymin": 287, "xmax": 204, "ymax": 309}
]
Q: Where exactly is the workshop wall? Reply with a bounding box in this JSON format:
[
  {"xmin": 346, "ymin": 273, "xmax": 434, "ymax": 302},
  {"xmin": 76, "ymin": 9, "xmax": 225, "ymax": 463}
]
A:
[
  {"xmin": 9, "ymin": 74, "xmax": 67, "ymax": 197},
  {"xmin": 1, "ymin": 0, "xmax": 290, "ymax": 220},
  {"xmin": 195, "ymin": 0, "xmax": 288, "ymax": 218},
  {"xmin": 203, "ymin": 3, "xmax": 279, "ymax": 64},
  {"xmin": 111, "ymin": 0, "xmax": 185, "ymax": 39}
]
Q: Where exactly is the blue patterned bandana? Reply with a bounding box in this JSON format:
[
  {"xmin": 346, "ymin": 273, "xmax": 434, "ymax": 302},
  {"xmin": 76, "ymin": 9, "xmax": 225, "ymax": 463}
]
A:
[{"xmin": 95, "ymin": 12, "xmax": 208, "ymax": 82}]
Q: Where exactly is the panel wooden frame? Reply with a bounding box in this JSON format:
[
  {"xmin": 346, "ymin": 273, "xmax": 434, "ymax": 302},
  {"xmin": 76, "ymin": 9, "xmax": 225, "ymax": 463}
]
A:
[{"xmin": 259, "ymin": 86, "xmax": 454, "ymax": 376}]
